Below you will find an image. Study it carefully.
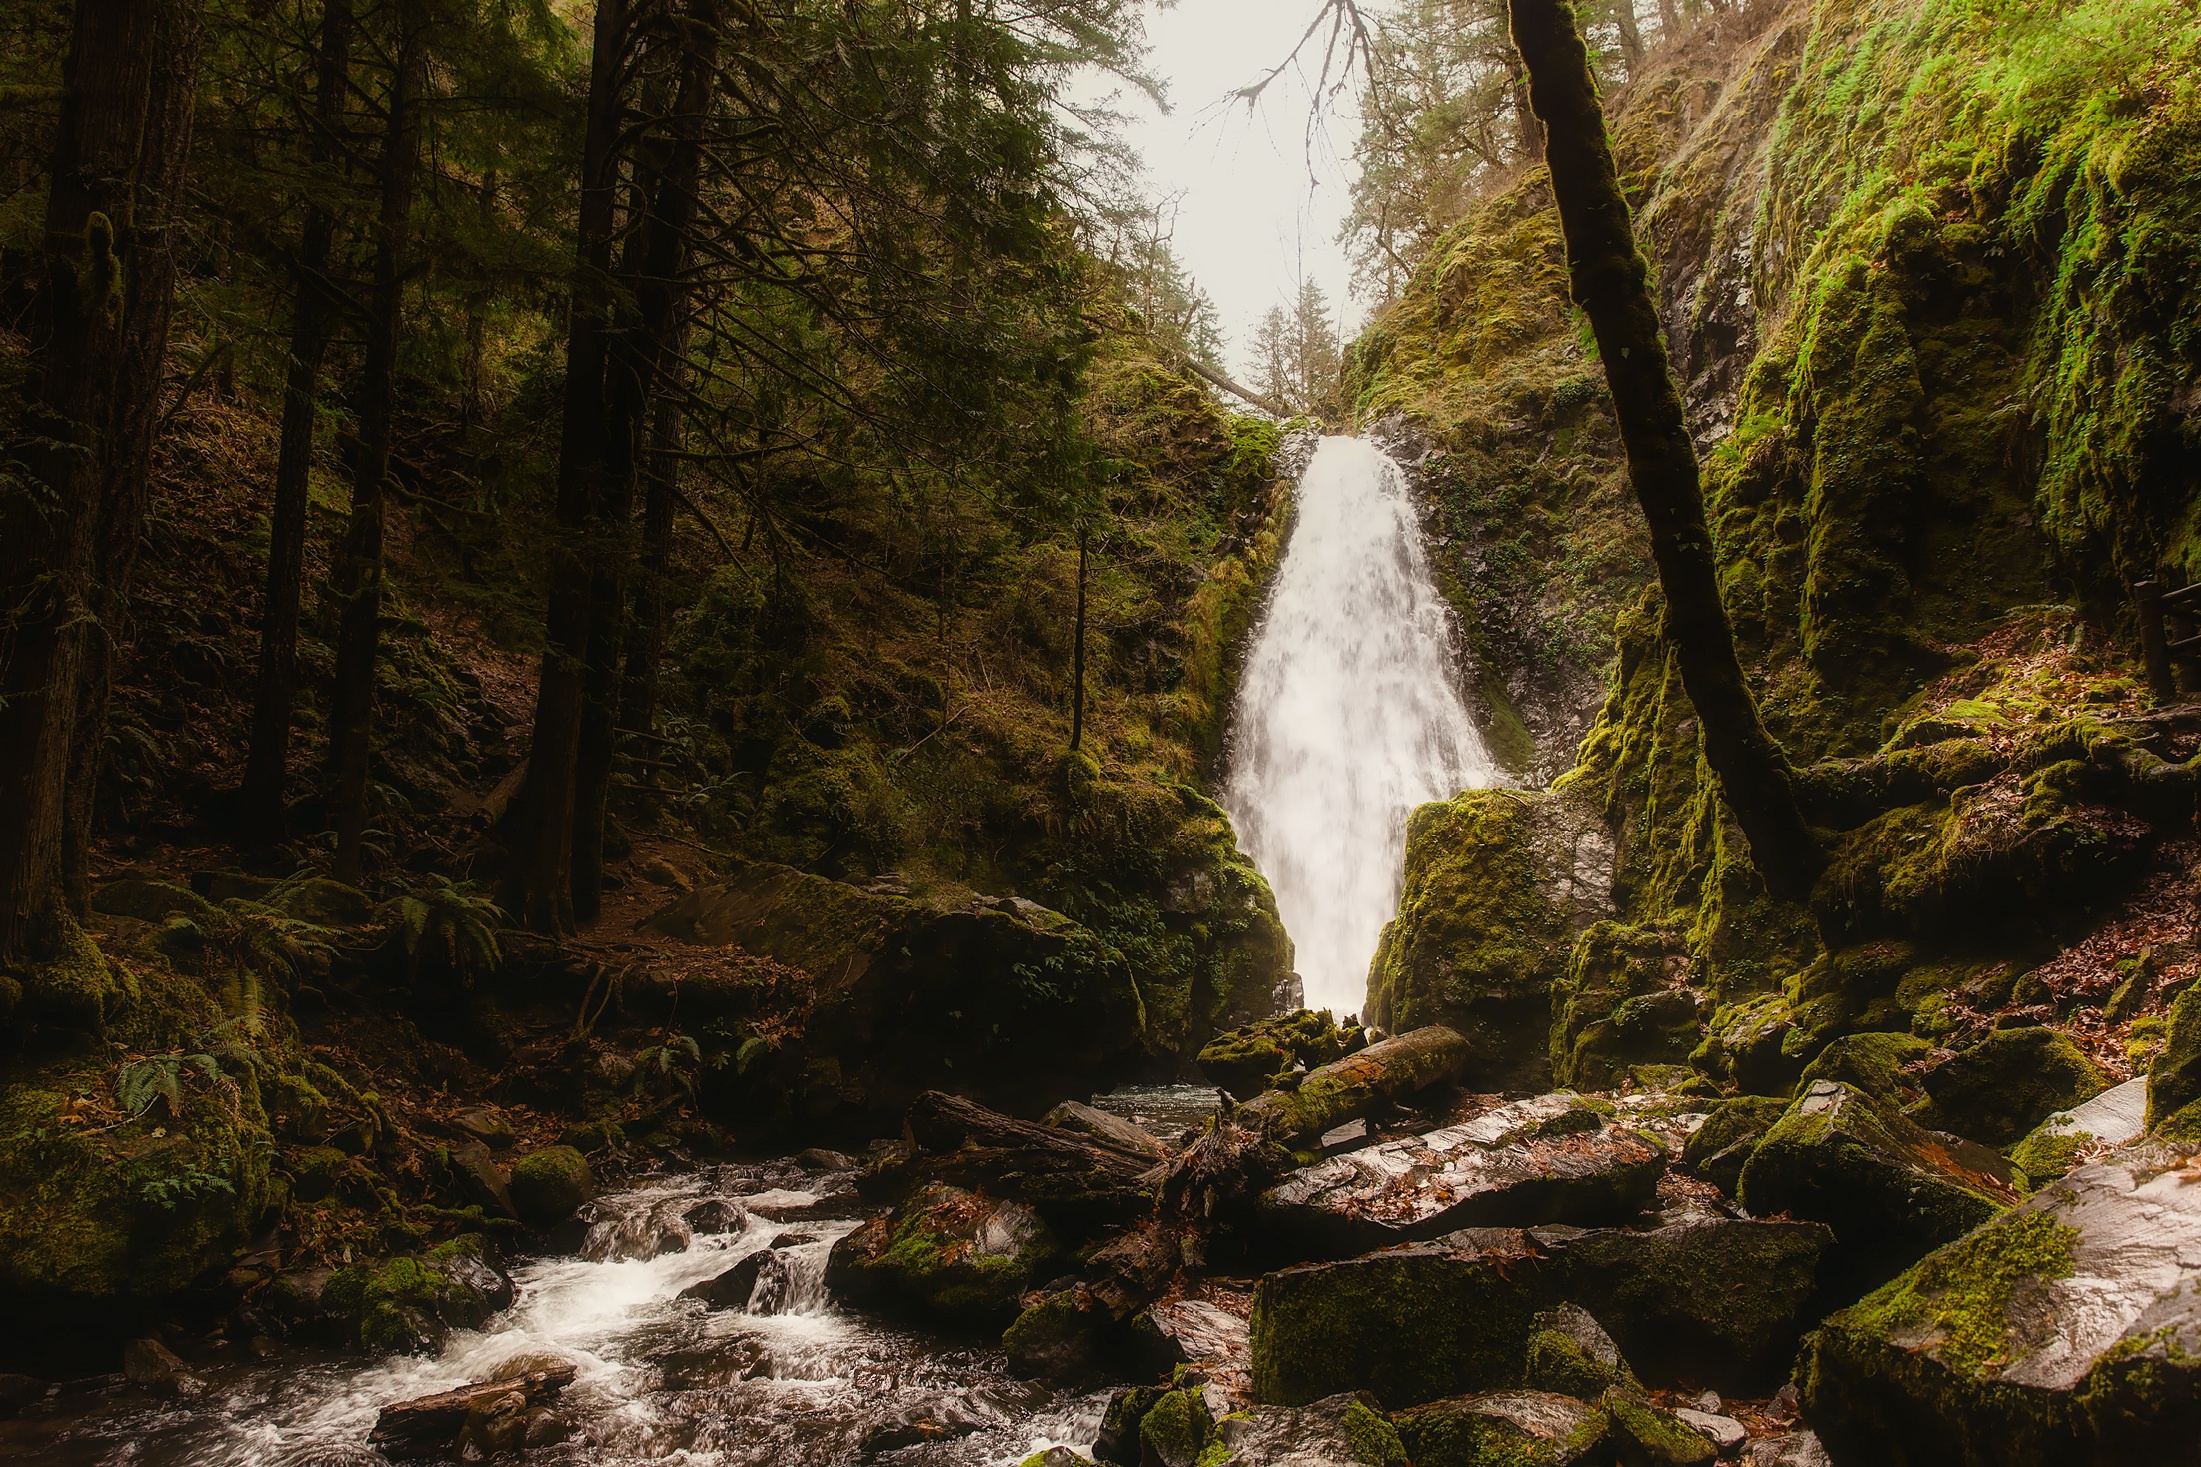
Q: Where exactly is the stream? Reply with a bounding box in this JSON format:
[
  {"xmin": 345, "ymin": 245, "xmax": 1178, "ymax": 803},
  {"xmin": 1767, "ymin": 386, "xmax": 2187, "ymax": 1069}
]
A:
[{"xmin": 2, "ymin": 1087, "xmax": 1224, "ymax": 1467}]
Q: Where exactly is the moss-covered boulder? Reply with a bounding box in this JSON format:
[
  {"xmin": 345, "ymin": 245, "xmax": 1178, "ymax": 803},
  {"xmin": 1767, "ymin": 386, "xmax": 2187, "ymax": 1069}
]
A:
[
  {"xmin": 1598, "ymin": 1389, "xmax": 1715, "ymax": 1467},
  {"xmin": 11, "ymin": 914, "xmax": 135, "ymax": 1037},
  {"xmin": 824, "ymin": 1182, "xmax": 1060, "ymax": 1330},
  {"xmin": 507, "ymin": 1147, "xmax": 593, "ymax": 1230},
  {"xmin": 1094, "ymin": 1384, "xmax": 1165, "ymax": 1465},
  {"xmin": 1393, "ymin": 1390, "xmax": 1608, "ymax": 1466},
  {"xmin": 1800, "ymin": 1140, "xmax": 2201, "ymax": 1466},
  {"xmin": 1367, "ymin": 790, "xmax": 1614, "ymax": 1090},
  {"xmin": 1798, "ymin": 1031, "xmax": 1932, "ymax": 1107},
  {"xmin": 1691, "ymin": 993, "xmax": 1805, "ymax": 1096},
  {"xmin": 1211, "ymin": 1391, "xmax": 1408, "ymax": 1466},
  {"xmin": 1739, "ymin": 1081, "xmax": 2015, "ymax": 1295},
  {"xmin": 1002, "ymin": 1287, "xmax": 1119, "ymax": 1383},
  {"xmin": 2146, "ymin": 979, "xmax": 2201, "ymax": 1129},
  {"xmin": 1522, "ymin": 1304, "xmax": 1638, "ymax": 1399},
  {"xmin": 1549, "ymin": 923, "xmax": 1705, "ymax": 1091},
  {"xmin": 1137, "ymin": 1383, "xmax": 1215, "ymax": 1467},
  {"xmin": 1199, "ymin": 1009, "xmax": 1362, "ymax": 1101},
  {"xmin": 1908, "ymin": 1027, "xmax": 2107, "ymax": 1147},
  {"xmin": 1679, "ymin": 1094, "xmax": 1787, "ymax": 1196},
  {"xmin": 2007, "ymin": 1076, "xmax": 2148, "ymax": 1191}
]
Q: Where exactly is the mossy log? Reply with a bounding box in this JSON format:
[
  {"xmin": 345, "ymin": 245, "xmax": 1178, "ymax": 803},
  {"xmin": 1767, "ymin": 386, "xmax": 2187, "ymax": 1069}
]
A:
[
  {"xmin": 1236, "ymin": 1025, "xmax": 1472, "ymax": 1142},
  {"xmin": 1507, "ymin": 0, "xmax": 1821, "ymax": 900}
]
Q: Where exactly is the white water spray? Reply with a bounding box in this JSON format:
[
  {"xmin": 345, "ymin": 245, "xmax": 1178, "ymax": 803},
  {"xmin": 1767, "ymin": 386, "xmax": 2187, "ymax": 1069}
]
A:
[{"xmin": 1222, "ymin": 436, "xmax": 1495, "ymax": 1018}]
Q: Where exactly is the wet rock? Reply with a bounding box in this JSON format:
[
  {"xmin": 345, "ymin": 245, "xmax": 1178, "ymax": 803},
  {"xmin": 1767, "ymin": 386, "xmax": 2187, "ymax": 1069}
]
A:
[
  {"xmin": 1909, "ymin": 1027, "xmax": 2107, "ymax": 1146},
  {"xmin": 1017, "ymin": 1450, "xmax": 1095, "ymax": 1467},
  {"xmin": 1679, "ymin": 1094, "xmax": 1787, "ymax": 1196},
  {"xmin": 1137, "ymin": 1384, "xmax": 1216, "ymax": 1467},
  {"xmin": 795, "ymin": 1146, "xmax": 857, "ymax": 1170},
  {"xmin": 1318, "ymin": 1118, "xmax": 1371, "ymax": 1153},
  {"xmin": 0, "ymin": 1372, "xmax": 47, "ymax": 1417},
  {"xmin": 1601, "ymin": 1389, "xmax": 1716, "ymax": 1466},
  {"xmin": 1673, "ymin": 1407, "xmax": 1746, "ymax": 1453},
  {"xmin": 521, "ymin": 1407, "xmax": 572, "ymax": 1448},
  {"xmin": 680, "ymin": 1249, "xmax": 770, "ymax": 1309},
  {"xmin": 1523, "ymin": 1304, "xmax": 1638, "ymax": 1398},
  {"xmin": 1528, "ymin": 1216, "xmax": 1833, "ymax": 1390},
  {"xmin": 857, "ymin": 1395, "xmax": 991, "ymax": 1454},
  {"xmin": 884, "ymin": 1090, "xmax": 1160, "ymax": 1237},
  {"xmin": 1260, "ymin": 1093, "xmax": 1667, "ymax": 1254},
  {"xmin": 681, "ymin": 1196, "xmax": 749, "ymax": 1235},
  {"xmin": 448, "ymin": 1138, "xmax": 517, "ymax": 1220},
  {"xmin": 825, "ymin": 1182, "xmax": 1060, "ymax": 1329},
  {"xmin": 368, "ymin": 1364, "xmax": 576, "ymax": 1461},
  {"xmin": 1004, "ymin": 1287, "xmax": 1117, "ymax": 1382},
  {"xmin": 1737, "ymin": 1081, "xmax": 2015, "ymax": 1291},
  {"xmin": 1238, "ymin": 1025, "xmax": 1472, "ymax": 1144},
  {"xmin": 1392, "ymin": 1390, "xmax": 1608, "ymax": 1466},
  {"xmin": 2008, "ymin": 1075, "xmax": 2148, "ymax": 1188},
  {"xmin": 771, "ymin": 1229, "xmax": 818, "ymax": 1249},
  {"xmin": 1799, "ymin": 1138, "xmax": 2201, "ymax": 1466},
  {"xmin": 122, "ymin": 1338, "xmax": 200, "ymax": 1395},
  {"xmin": 1198, "ymin": 1010, "xmax": 1361, "ymax": 1101},
  {"xmin": 451, "ymin": 1108, "xmax": 515, "ymax": 1149},
  {"xmin": 1042, "ymin": 1099, "xmax": 1168, "ymax": 1158},
  {"xmin": 1214, "ymin": 1391, "xmax": 1408, "ymax": 1465},
  {"xmin": 1094, "ymin": 1384, "xmax": 1165, "ymax": 1465},
  {"xmin": 262, "ymin": 1265, "xmax": 340, "ymax": 1338},
  {"xmin": 1143, "ymin": 1296, "xmax": 1253, "ymax": 1402},
  {"xmin": 509, "ymin": 1146, "xmax": 595, "ymax": 1229},
  {"xmin": 1746, "ymin": 1432, "xmax": 1831, "ymax": 1466},
  {"xmin": 579, "ymin": 1199, "xmax": 691, "ymax": 1261},
  {"xmin": 431, "ymin": 1237, "xmax": 516, "ymax": 1327}
]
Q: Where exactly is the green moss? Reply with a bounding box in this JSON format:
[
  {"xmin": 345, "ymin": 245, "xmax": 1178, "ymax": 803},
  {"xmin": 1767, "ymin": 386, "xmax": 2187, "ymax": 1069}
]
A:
[
  {"xmin": 1139, "ymin": 1386, "xmax": 1215, "ymax": 1467},
  {"xmin": 2007, "ymin": 1129, "xmax": 2087, "ymax": 1192},
  {"xmin": 1599, "ymin": 1390, "xmax": 1714, "ymax": 1466},
  {"xmin": 508, "ymin": 1145, "xmax": 593, "ymax": 1228},
  {"xmin": 1341, "ymin": 1398, "xmax": 1409, "ymax": 1467},
  {"xmin": 1910, "ymin": 1027, "xmax": 2107, "ymax": 1146},
  {"xmin": 1679, "ymin": 1094, "xmax": 1787, "ymax": 1196},
  {"xmin": 2147, "ymin": 981, "xmax": 2201, "ymax": 1129},
  {"xmin": 1198, "ymin": 1009, "xmax": 1358, "ymax": 1100},
  {"xmin": 1800, "ymin": 1032, "xmax": 1932, "ymax": 1106},
  {"xmin": 1834, "ymin": 1207, "xmax": 2079, "ymax": 1379},
  {"xmin": 1550, "ymin": 922, "xmax": 1703, "ymax": 1089}
]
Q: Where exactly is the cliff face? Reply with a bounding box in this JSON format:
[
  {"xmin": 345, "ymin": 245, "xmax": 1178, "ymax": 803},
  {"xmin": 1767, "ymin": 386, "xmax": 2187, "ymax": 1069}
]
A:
[{"xmin": 1359, "ymin": 0, "xmax": 2201, "ymax": 1083}]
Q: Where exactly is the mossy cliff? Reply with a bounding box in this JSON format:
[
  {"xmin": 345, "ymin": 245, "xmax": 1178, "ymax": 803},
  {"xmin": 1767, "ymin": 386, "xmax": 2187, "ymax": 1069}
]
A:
[{"xmin": 1356, "ymin": 0, "xmax": 2201, "ymax": 1096}]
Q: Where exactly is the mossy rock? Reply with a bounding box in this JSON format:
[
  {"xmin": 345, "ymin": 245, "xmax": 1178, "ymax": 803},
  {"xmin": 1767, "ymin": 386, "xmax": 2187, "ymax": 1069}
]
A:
[
  {"xmin": 1522, "ymin": 1304, "xmax": 1638, "ymax": 1399},
  {"xmin": 1678, "ymin": 1094, "xmax": 1787, "ymax": 1196},
  {"xmin": 1368, "ymin": 790, "xmax": 1613, "ymax": 1090},
  {"xmin": 92, "ymin": 879, "xmax": 217, "ymax": 925},
  {"xmin": 1779, "ymin": 943, "xmax": 1921, "ymax": 1063},
  {"xmin": 1206, "ymin": 1392, "xmax": 1409, "ymax": 1465},
  {"xmin": 12, "ymin": 913, "xmax": 134, "ymax": 1036},
  {"xmin": 1909, "ymin": 1027, "xmax": 2106, "ymax": 1147},
  {"xmin": 1199, "ymin": 1009, "xmax": 1359, "ymax": 1101},
  {"xmin": 1392, "ymin": 1389, "xmax": 1607, "ymax": 1466},
  {"xmin": 1003, "ymin": 1287, "xmax": 1117, "ymax": 1383},
  {"xmin": 824, "ymin": 1182, "xmax": 1060, "ymax": 1330},
  {"xmin": 1692, "ymin": 993, "xmax": 1803, "ymax": 1096},
  {"xmin": 267, "ymin": 877, "xmax": 375, "ymax": 927},
  {"xmin": 1138, "ymin": 1384, "xmax": 1215, "ymax": 1467},
  {"xmin": 1739, "ymin": 1081, "xmax": 2013, "ymax": 1296},
  {"xmin": 1798, "ymin": 1031, "xmax": 1932, "ymax": 1108},
  {"xmin": 1550, "ymin": 923, "xmax": 1704, "ymax": 1091},
  {"xmin": 2146, "ymin": 980, "xmax": 2201, "ymax": 1130},
  {"xmin": 1598, "ymin": 1389, "xmax": 1713, "ymax": 1466},
  {"xmin": 507, "ymin": 1146, "xmax": 594, "ymax": 1229},
  {"xmin": 1801, "ymin": 1139, "xmax": 2201, "ymax": 1465},
  {"xmin": 1095, "ymin": 1384, "xmax": 1166, "ymax": 1464}
]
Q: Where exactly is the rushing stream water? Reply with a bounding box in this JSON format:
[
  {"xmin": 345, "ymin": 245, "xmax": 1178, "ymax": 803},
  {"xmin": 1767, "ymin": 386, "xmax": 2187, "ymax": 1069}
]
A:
[
  {"xmin": 1222, "ymin": 435, "xmax": 1495, "ymax": 1017},
  {"xmin": 5, "ymin": 1086, "xmax": 1225, "ymax": 1467}
]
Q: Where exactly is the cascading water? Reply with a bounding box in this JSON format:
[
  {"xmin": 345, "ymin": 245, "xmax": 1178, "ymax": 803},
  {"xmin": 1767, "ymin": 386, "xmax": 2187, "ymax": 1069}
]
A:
[{"xmin": 1222, "ymin": 435, "xmax": 1496, "ymax": 1018}]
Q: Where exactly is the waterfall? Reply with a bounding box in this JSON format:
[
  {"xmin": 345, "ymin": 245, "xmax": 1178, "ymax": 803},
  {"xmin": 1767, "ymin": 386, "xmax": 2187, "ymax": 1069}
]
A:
[{"xmin": 1222, "ymin": 435, "xmax": 1495, "ymax": 1019}]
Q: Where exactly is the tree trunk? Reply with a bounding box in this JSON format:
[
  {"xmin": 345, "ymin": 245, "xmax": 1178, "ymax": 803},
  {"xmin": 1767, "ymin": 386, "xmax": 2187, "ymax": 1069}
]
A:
[
  {"xmin": 0, "ymin": 0, "xmax": 206, "ymax": 967},
  {"xmin": 326, "ymin": 19, "xmax": 424, "ymax": 884},
  {"xmin": 569, "ymin": 0, "xmax": 719, "ymax": 923},
  {"xmin": 1070, "ymin": 530, "xmax": 1088, "ymax": 753},
  {"xmin": 615, "ymin": 334, "xmax": 689, "ymax": 790},
  {"xmin": 506, "ymin": 0, "xmax": 632, "ymax": 935},
  {"xmin": 1654, "ymin": 0, "xmax": 1681, "ymax": 38},
  {"xmin": 241, "ymin": 0, "xmax": 352, "ymax": 846},
  {"xmin": 1506, "ymin": 48, "xmax": 1544, "ymax": 164},
  {"xmin": 1507, "ymin": 0, "xmax": 1822, "ymax": 900},
  {"xmin": 1612, "ymin": 0, "xmax": 1644, "ymax": 72}
]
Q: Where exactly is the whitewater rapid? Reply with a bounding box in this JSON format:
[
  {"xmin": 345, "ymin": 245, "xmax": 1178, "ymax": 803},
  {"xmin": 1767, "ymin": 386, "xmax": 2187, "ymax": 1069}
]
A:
[{"xmin": 1222, "ymin": 435, "xmax": 1495, "ymax": 1019}]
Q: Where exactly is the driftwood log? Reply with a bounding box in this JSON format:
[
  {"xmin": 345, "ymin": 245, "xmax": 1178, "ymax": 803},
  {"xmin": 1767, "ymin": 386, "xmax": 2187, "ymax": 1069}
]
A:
[{"xmin": 368, "ymin": 1364, "xmax": 576, "ymax": 1460}]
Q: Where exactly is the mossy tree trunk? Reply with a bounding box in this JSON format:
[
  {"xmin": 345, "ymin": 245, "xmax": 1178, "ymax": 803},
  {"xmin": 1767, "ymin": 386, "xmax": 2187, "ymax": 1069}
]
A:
[
  {"xmin": 0, "ymin": 0, "xmax": 206, "ymax": 967},
  {"xmin": 326, "ymin": 14, "xmax": 425, "ymax": 884},
  {"xmin": 1507, "ymin": 0, "xmax": 1822, "ymax": 900},
  {"xmin": 242, "ymin": 0, "xmax": 353, "ymax": 846}
]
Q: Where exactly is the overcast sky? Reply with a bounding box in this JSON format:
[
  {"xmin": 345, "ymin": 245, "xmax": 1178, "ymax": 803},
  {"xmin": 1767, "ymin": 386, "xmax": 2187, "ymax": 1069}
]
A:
[{"xmin": 1090, "ymin": 1, "xmax": 1378, "ymax": 381}]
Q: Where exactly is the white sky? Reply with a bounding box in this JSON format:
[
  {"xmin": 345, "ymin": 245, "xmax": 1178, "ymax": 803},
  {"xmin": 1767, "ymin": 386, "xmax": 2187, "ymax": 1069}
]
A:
[{"xmin": 1091, "ymin": 1, "xmax": 1378, "ymax": 381}]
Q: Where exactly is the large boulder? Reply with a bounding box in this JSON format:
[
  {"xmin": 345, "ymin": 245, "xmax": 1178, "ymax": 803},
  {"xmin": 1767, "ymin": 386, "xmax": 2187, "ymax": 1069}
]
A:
[
  {"xmin": 1208, "ymin": 1392, "xmax": 1408, "ymax": 1466},
  {"xmin": 1367, "ymin": 789, "xmax": 1615, "ymax": 1090},
  {"xmin": 1249, "ymin": 1217, "xmax": 1831, "ymax": 1406},
  {"xmin": 1799, "ymin": 1139, "xmax": 2201, "ymax": 1465},
  {"xmin": 646, "ymin": 860, "xmax": 1163, "ymax": 1124},
  {"xmin": 1679, "ymin": 1094, "xmax": 1786, "ymax": 1196},
  {"xmin": 824, "ymin": 1182, "xmax": 1059, "ymax": 1330},
  {"xmin": 2146, "ymin": 979, "xmax": 2201, "ymax": 1128},
  {"xmin": 1738, "ymin": 1081, "xmax": 2015, "ymax": 1292},
  {"xmin": 1909, "ymin": 1027, "xmax": 2107, "ymax": 1147},
  {"xmin": 1391, "ymin": 1391, "xmax": 1609, "ymax": 1467},
  {"xmin": 1199, "ymin": 1010, "xmax": 1364, "ymax": 1101},
  {"xmin": 1238, "ymin": 1025, "xmax": 1471, "ymax": 1143},
  {"xmin": 1549, "ymin": 923, "xmax": 1706, "ymax": 1091},
  {"xmin": 1260, "ymin": 1094, "xmax": 1666, "ymax": 1255},
  {"xmin": 508, "ymin": 1147, "xmax": 594, "ymax": 1229},
  {"xmin": 2007, "ymin": 1076, "xmax": 2147, "ymax": 1189}
]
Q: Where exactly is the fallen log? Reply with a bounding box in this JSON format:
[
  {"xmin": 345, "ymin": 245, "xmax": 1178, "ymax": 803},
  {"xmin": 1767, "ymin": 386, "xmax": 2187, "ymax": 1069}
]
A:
[
  {"xmin": 870, "ymin": 1090, "xmax": 1164, "ymax": 1236},
  {"xmin": 1237, "ymin": 1025, "xmax": 1471, "ymax": 1142},
  {"xmin": 369, "ymin": 1365, "xmax": 576, "ymax": 1461}
]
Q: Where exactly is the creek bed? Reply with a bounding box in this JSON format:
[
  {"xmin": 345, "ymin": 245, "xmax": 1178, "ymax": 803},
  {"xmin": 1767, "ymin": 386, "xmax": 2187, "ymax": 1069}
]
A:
[{"xmin": 1, "ymin": 1085, "xmax": 1221, "ymax": 1466}]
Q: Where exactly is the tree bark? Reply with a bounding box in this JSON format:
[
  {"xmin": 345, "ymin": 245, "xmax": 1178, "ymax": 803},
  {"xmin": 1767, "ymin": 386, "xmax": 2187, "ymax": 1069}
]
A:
[
  {"xmin": 326, "ymin": 18, "xmax": 424, "ymax": 884},
  {"xmin": 0, "ymin": 0, "xmax": 206, "ymax": 966},
  {"xmin": 1070, "ymin": 529, "xmax": 1088, "ymax": 753},
  {"xmin": 1612, "ymin": 0, "xmax": 1644, "ymax": 72},
  {"xmin": 615, "ymin": 331, "xmax": 689, "ymax": 789},
  {"xmin": 569, "ymin": 0, "xmax": 720, "ymax": 923},
  {"xmin": 506, "ymin": 0, "xmax": 633, "ymax": 935},
  {"xmin": 1508, "ymin": 0, "xmax": 1822, "ymax": 900},
  {"xmin": 241, "ymin": 0, "xmax": 352, "ymax": 846}
]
